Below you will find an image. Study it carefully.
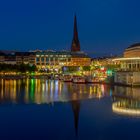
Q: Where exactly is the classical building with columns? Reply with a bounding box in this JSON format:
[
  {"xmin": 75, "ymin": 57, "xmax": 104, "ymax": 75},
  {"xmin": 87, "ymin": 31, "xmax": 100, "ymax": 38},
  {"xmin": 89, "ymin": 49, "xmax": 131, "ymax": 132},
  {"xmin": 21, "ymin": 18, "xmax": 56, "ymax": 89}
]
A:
[
  {"xmin": 114, "ymin": 43, "xmax": 140, "ymax": 71},
  {"xmin": 113, "ymin": 43, "xmax": 140, "ymax": 86}
]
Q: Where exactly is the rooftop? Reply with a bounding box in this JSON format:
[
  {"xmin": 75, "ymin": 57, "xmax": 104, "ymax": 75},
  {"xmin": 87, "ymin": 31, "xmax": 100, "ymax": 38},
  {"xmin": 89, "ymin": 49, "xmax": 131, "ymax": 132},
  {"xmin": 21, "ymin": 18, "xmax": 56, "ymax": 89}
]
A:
[{"xmin": 127, "ymin": 43, "xmax": 140, "ymax": 49}]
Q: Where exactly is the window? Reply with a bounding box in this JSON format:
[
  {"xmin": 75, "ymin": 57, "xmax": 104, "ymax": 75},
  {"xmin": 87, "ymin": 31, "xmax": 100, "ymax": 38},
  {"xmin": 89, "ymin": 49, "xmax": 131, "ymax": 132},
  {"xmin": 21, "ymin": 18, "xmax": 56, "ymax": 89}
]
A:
[
  {"xmin": 36, "ymin": 57, "xmax": 40, "ymax": 62},
  {"xmin": 41, "ymin": 57, "xmax": 44, "ymax": 62},
  {"xmin": 46, "ymin": 57, "xmax": 49, "ymax": 62},
  {"xmin": 50, "ymin": 58, "xmax": 53, "ymax": 61}
]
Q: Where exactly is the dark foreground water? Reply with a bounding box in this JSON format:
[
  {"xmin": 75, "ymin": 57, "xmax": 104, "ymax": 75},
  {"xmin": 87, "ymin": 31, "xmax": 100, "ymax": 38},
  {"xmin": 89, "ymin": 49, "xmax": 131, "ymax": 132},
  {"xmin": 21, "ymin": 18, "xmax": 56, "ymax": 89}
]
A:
[{"xmin": 0, "ymin": 79, "xmax": 140, "ymax": 140}]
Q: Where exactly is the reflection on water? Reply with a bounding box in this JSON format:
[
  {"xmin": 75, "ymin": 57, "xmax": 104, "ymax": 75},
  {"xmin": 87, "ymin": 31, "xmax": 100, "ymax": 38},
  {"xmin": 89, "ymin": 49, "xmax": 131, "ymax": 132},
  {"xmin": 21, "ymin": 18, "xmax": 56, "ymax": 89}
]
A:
[
  {"xmin": 2, "ymin": 78, "xmax": 140, "ymax": 118},
  {"xmin": 0, "ymin": 79, "xmax": 111, "ymax": 137},
  {"xmin": 112, "ymin": 86, "xmax": 140, "ymax": 116},
  {"xmin": 1, "ymin": 79, "xmax": 140, "ymax": 139},
  {"xmin": 71, "ymin": 100, "xmax": 80, "ymax": 136},
  {"xmin": 0, "ymin": 79, "xmax": 110, "ymax": 104}
]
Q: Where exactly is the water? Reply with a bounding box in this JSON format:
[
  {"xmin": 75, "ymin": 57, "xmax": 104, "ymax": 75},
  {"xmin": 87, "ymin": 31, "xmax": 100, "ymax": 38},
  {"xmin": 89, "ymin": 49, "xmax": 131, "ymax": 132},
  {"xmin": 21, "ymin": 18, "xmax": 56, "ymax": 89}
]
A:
[{"xmin": 0, "ymin": 79, "xmax": 140, "ymax": 140}]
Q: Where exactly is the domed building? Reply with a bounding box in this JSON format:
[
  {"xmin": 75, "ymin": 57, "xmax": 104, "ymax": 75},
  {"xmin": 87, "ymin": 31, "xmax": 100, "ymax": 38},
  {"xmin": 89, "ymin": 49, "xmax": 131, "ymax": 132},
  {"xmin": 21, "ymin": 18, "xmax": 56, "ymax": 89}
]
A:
[
  {"xmin": 113, "ymin": 43, "xmax": 140, "ymax": 86},
  {"xmin": 124, "ymin": 43, "xmax": 140, "ymax": 58}
]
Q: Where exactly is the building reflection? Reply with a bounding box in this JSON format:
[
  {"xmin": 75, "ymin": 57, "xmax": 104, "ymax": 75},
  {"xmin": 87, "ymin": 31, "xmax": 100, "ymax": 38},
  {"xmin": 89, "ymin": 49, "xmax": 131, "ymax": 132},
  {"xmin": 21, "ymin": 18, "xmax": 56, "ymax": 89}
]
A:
[
  {"xmin": 112, "ymin": 86, "xmax": 140, "ymax": 116},
  {"xmin": 0, "ymin": 79, "xmax": 110, "ymax": 104},
  {"xmin": 71, "ymin": 100, "xmax": 80, "ymax": 137},
  {"xmin": 0, "ymin": 79, "xmax": 113, "ymax": 137}
]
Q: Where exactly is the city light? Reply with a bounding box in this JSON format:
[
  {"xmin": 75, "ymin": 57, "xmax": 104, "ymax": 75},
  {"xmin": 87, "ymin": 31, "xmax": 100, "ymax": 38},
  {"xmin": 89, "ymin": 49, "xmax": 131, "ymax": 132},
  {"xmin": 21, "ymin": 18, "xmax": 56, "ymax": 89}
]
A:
[{"xmin": 112, "ymin": 102, "xmax": 140, "ymax": 116}]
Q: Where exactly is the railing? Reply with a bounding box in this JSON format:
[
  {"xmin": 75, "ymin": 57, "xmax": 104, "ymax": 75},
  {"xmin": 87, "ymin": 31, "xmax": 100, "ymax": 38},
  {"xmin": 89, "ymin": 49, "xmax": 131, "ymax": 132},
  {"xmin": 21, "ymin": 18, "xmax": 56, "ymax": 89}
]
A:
[{"xmin": 116, "ymin": 68, "xmax": 140, "ymax": 72}]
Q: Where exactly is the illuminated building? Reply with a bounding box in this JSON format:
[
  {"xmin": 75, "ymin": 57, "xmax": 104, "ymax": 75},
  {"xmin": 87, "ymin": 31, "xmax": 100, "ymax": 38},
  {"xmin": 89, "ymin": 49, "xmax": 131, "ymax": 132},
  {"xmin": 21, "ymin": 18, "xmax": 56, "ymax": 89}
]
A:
[
  {"xmin": 114, "ymin": 43, "xmax": 140, "ymax": 71},
  {"xmin": 0, "ymin": 51, "xmax": 35, "ymax": 65},
  {"xmin": 0, "ymin": 15, "xmax": 91, "ymax": 70},
  {"xmin": 35, "ymin": 51, "xmax": 91, "ymax": 70},
  {"xmin": 71, "ymin": 15, "xmax": 80, "ymax": 52},
  {"xmin": 124, "ymin": 43, "xmax": 140, "ymax": 58},
  {"xmin": 92, "ymin": 57, "xmax": 119, "ymax": 67},
  {"xmin": 90, "ymin": 56, "xmax": 119, "ymax": 81},
  {"xmin": 0, "ymin": 50, "xmax": 91, "ymax": 70},
  {"xmin": 0, "ymin": 51, "xmax": 20, "ymax": 65},
  {"xmin": 113, "ymin": 43, "xmax": 140, "ymax": 85},
  {"xmin": 0, "ymin": 52, "xmax": 5, "ymax": 64},
  {"xmin": 15, "ymin": 52, "xmax": 35, "ymax": 65}
]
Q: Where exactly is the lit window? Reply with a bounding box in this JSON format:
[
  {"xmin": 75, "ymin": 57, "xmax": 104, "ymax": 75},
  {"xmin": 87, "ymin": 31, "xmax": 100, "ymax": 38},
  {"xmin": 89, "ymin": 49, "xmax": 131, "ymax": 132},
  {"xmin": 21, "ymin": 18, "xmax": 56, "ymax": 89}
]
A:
[
  {"xmin": 36, "ymin": 58, "xmax": 40, "ymax": 62},
  {"xmin": 41, "ymin": 57, "xmax": 44, "ymax": 62}
]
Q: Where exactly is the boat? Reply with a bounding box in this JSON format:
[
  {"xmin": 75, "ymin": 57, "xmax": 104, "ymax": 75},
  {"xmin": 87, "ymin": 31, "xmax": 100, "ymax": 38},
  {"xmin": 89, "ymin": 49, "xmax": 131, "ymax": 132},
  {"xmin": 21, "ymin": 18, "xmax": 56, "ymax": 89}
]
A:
[
  {"xmin": 72, "ymin": 76, "xmax": 85, "ymax": 83},
  {"xmin": 63, "ymin": 75, "xmax": 73, "ymax": 82},
  {"xmin": 85, "ymin": 76, "xmax": 99, "ymax": 83}
]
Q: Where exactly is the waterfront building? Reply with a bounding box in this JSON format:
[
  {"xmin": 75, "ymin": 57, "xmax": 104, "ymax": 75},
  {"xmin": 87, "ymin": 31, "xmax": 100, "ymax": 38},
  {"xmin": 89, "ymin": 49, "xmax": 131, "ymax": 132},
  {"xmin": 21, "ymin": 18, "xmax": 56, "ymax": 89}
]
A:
[
  {"xmin": 90, "ymin": 56, "xmax": 120, "ymax": 80},
  {"xmin": 35, "ymin": 50, "xmax": 91, "ymax": 70},
  {"xmin": 15, "ymin": 52, "xmax": 35, "ymax": 65},
  {"xmin": 0, "ymin": 52, "xmax": 5, "ymax": 64},
  {"xmin": 124, "ymin": 43, "xmax": 140, "ymax": 58},
  {"xmin": 113, "ymin": 43, "xmax": 140, "ymax": 85},
  {"xmin": 0, "ymin": 50, "xmax": 91, "ymax": 71},
  {"xmin": 92, "ymin": 56, "xmax": 119, "ymax": 68},
  {"xmin": 1, "ymin": 51, "xmax": 16, "ymax": 65},
  {"xmin": 35, "ymin": 15, "xmax": 91, "ymax": 71},
  {"xmin": 16, "ymin": 52, "xmax": 30, "ymax": 65},
  {"xmin": 0, "ymin": 15, "xmax": 91, "ymax": 71},
  {"xmin": 0, "ymin": 51, "xmax": 35, "ymax": 65},
  {"xmin": 114, "ymin": 43, "xmax": 140, "ymax": 71}
]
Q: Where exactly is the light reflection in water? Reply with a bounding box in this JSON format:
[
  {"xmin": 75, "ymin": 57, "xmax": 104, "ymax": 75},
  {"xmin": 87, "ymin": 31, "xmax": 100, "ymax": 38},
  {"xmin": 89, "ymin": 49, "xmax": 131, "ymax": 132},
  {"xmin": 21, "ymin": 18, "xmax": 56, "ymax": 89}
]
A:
[
  {"xmin": 0, "ymin": 79, "xmax": 113, "ymax": 136},
  {"xmin": 112, "ymin": 86, "xmax": 140, "ymax": 117},
  {"xmin": 0, "ymin": 79, "xmax": 111, "ymax": 104}
]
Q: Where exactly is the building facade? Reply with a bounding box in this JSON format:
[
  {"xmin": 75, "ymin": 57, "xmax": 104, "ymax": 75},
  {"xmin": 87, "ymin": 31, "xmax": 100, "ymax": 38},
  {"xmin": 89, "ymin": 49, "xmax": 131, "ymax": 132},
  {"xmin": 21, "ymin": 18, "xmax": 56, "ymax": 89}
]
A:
[
  {"xmin": 0, "ymin": 51, "xmax": 35, "ymax": 66},
  {"xmin": 113, "ymin": 43, "xmax": 140, "ymax": 85},
  {"xmin": 15, "ymin": 52, "xmax": 35, "ymax": 65},
  {"xmin": 35, "ymin": 51, "xmax": 91, "ymax": 70},
  {"xmin": 0, "ymin": 50, "xmax": 91, "ymax": 71},
  {"xmin": 124, "ymin": 43, "xmax": 140, "ymax": 58}
]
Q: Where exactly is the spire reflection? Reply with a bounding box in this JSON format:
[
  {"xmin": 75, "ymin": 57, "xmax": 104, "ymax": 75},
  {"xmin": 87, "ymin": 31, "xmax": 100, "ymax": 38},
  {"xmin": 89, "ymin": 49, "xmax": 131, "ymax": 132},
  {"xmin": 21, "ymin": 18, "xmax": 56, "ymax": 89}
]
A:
[{"xmin": 71, "ymin": 100, "xmax": 80, "ymax": 137}]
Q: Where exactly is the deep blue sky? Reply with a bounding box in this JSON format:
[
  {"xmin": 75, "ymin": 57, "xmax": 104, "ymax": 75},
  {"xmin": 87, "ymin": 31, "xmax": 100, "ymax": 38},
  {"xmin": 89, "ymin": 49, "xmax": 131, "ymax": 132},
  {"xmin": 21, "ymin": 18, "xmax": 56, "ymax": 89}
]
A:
[{"xmin": 0, "ymin": 0, "xmax": 140, "ymax": 56}]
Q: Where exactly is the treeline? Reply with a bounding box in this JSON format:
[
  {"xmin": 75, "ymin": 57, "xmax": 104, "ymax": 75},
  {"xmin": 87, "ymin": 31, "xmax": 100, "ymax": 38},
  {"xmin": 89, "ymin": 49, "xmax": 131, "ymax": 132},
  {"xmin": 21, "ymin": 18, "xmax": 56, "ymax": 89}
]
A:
[{"xmin": 0, "ymin": 63, "xmax": 37, "ymax": 73}]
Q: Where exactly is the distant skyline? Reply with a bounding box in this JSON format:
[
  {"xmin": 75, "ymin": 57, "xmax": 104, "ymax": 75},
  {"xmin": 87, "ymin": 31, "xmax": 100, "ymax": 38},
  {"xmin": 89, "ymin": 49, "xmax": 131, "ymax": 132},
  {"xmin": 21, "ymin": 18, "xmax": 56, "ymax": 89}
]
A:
[{"xmin": 0, "ymin": 0, "xmax": 140, "ymax": 57}]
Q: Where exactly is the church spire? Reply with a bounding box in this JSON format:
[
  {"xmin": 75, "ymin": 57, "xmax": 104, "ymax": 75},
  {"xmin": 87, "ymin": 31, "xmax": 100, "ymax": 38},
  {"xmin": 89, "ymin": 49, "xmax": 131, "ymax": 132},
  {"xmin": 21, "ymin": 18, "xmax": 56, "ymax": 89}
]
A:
[
  {"xmin": 73, "ymin": 15, "xmax": 78, "ymax": 41},
  {"xmin": 71, "ymin": 14, "xmax": 81, "ymax": 52}
]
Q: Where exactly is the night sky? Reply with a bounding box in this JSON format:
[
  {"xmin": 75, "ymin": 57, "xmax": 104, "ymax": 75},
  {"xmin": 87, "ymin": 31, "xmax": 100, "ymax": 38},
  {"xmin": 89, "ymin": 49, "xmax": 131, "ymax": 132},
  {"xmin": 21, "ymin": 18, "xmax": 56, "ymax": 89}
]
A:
[{"xmin": 0, "ymin": 0, "xmax": 140, "ymax": 56}]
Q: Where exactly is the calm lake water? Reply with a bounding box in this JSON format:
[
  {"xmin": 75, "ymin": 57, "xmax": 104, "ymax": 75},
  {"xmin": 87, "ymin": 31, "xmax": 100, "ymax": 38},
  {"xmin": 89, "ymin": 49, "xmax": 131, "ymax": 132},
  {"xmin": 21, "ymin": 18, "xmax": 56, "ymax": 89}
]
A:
[{"xmin": 0, "ymin": 79, "xmax": 140, "ymax": 140}]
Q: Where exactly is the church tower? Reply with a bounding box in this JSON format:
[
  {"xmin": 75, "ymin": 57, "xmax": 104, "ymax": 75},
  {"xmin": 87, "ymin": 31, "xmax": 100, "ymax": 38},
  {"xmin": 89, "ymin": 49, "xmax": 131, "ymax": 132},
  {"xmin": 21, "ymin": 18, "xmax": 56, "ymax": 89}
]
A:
[{"xmin": 71, "ymin": 15, "xmax": 81, "ymax": 52}]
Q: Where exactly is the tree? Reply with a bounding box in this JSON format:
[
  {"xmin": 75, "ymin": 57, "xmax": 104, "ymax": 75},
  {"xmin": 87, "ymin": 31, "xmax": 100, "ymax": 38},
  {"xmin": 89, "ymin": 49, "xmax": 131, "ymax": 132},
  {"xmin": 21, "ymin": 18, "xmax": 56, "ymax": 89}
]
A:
[{"xmin": 82, "ymin": 66, "xmax": 91, "ymax": 71}]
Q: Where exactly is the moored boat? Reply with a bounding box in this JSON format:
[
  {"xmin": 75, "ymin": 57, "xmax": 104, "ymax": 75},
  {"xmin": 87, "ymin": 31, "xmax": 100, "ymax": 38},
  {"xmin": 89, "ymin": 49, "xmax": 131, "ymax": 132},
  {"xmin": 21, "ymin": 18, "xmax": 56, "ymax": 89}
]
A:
[
  {"xmin": 72, "ymin": 76, "xmax": 85, "ymax": 83},
  {"xmin": 85, "ymin": 76, "xmax": 99, "ymax": 83},
  {"xmin": 63, "ymin": 75, "xmax": 73, "ymax": 82},
  {"xmin": 63, "ymin": 78, "xmax": 72, "ymax": 82}
]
